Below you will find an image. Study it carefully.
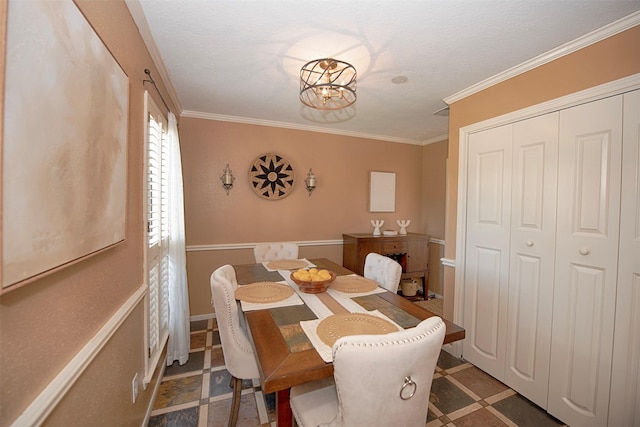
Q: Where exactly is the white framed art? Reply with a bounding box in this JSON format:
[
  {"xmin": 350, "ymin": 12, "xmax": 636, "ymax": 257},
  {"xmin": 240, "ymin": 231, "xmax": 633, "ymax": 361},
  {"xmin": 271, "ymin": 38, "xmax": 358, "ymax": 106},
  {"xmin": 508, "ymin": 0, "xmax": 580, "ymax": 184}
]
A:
[{"xmin": 369, "ymin": 171, "xmax": 396, "ymax": 212}]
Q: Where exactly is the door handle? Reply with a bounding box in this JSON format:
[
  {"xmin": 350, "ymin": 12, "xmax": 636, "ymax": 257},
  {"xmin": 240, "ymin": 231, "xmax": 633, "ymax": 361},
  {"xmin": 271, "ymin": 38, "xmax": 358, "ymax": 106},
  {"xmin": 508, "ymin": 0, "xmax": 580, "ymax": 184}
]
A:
[{"xmin": 579, "ymin": 247, "xmax": 590, "ymax": 255}]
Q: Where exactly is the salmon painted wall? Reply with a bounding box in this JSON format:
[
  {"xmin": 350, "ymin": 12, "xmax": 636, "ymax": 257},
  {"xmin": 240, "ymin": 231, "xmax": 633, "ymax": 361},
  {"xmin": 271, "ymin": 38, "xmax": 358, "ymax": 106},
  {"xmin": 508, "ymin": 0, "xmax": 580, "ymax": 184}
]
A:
[
  {"xmin": 442, "ymin": 25, "xmax": 640, "ymax": 319},
  {"xmin": 422, "ymin": 139, "xmax": 447, "ymax": 240},
  {"xmin": 179, "ymin": 117, "xmax": 429, "ymax": 316},
  {"xmin": 0, "ymin": 1, "xmax": 174, "ymax": 424},
  {"xmin": 422, "ymin": 139, "xmax": 448, "ymax": 295}
]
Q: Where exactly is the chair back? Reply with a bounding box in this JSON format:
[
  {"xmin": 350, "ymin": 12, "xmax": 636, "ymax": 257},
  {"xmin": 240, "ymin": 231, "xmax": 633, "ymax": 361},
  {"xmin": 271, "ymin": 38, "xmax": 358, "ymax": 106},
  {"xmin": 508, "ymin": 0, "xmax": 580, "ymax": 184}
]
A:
[
  {"xmin": 364, "ymin": 252, "xmax": 403, "ymax": 293},
  {"xmin": 210, "ymin": 265, "xmax": 260, "ymax": 380},
  {"xmin": 330, "ymin": 316, "xmax": 445, "ymax": 426},
  {"xmin": 253, "ymin": 242, "xmax": 299, "ymax": 263}
]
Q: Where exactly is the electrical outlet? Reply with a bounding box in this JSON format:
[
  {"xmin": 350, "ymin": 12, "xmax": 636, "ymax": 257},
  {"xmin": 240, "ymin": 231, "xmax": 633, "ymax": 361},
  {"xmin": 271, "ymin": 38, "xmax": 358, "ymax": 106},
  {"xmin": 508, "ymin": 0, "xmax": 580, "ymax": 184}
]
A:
[{"xmin": 132, "ymin": 373, "xmax": 139, "ymax": 403}]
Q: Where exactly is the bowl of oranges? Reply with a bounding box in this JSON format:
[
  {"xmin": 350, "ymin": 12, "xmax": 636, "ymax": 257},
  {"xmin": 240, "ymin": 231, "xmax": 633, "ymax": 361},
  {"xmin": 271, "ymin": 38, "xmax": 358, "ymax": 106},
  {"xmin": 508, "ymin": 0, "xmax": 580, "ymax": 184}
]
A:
[{"xmin": 290, "ymin": 268, "xmax": 336, "ymax": 293}]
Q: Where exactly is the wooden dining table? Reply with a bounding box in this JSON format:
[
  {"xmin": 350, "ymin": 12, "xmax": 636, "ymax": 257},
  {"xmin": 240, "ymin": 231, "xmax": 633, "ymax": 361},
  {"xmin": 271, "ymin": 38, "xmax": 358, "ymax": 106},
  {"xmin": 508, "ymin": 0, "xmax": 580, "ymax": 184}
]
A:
[{"xmin": 234, "ymin": 258, "xmax": 465, "ymax": 426}]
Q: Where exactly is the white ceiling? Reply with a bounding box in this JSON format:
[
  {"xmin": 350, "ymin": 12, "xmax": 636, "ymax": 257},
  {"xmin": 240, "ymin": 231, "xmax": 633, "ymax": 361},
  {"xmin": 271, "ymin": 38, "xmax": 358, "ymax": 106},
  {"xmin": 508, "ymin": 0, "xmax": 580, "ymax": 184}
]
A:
[{"xmin": 129, "ymin": 1, "xmax": 640, "ymax": 145}]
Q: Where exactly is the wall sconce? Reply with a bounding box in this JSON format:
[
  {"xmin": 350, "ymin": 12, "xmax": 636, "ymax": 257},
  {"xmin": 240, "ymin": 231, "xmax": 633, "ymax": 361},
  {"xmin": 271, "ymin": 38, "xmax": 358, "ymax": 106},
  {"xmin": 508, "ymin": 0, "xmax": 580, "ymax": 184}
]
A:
[
  {"xmin": 304, "ymin": 168, "xmax": 317, "ymax": 196},
  {"xmin": 220, "ymin": 163, "xmax": 235, "ymax": 195}
]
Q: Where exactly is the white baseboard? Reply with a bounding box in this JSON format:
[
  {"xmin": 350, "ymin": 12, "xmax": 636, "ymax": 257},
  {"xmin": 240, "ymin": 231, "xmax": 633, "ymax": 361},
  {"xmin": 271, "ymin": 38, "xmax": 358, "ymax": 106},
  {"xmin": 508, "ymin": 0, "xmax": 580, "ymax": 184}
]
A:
[
  {"xmin": 443, "ymin": 342, "xmax": 463, "ymax": 359},
  {"xmin": 142, "ymin": 361, "xmax": 166, "ymax": 427}
]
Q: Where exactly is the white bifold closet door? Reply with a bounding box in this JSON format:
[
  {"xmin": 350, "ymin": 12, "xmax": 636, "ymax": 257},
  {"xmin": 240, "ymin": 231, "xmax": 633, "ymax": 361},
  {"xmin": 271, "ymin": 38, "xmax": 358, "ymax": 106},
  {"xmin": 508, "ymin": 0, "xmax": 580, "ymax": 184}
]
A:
[
  {"xmin": 547, "ymin": 95, "xmax": 623, "ymax": 427},
  {"xmin": 608, "ymin": 89, "xmax": 640, "ymax": 427},
  {"xmin": 463, "ymin": 124, "xmax": 513, "ymax": 381},
  {"xmin": 463, "ymin": 112, "xmax": 558, "ymax": 408},
  {"xmin": 504, "ymin": 113, "xmax": 558, "ymax": 408},
  {"xmin": 462, "ymin": 89, "xmax": 639, "ymax": 427}
]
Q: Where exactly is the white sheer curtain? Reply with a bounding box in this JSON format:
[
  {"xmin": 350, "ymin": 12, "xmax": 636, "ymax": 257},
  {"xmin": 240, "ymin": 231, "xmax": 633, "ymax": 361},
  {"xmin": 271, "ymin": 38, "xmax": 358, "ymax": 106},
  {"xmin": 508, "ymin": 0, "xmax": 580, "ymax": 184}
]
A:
[{"xmin": 166, "ymin": 112, "xmax": 190, "ymax": 366}]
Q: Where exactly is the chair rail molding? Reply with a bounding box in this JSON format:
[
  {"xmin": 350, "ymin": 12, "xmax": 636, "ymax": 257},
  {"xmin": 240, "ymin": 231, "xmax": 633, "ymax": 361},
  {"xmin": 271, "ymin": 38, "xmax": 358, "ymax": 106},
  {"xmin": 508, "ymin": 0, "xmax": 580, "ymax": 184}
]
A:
[
  {"xmin": 186, "ymin": 239, "xmax": 343, "ymax": 252},
  {"xmin": 441, "ymin": 258, "xmax": 455, "ymax": 268}
]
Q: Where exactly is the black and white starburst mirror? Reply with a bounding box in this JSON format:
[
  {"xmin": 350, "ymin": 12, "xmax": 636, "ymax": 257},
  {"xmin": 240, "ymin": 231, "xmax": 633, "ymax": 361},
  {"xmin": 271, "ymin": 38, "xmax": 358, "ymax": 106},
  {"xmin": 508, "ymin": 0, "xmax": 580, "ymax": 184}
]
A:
[{"xmin": 248, "ymin": 153, "xmax": 295, "ymax": 200}]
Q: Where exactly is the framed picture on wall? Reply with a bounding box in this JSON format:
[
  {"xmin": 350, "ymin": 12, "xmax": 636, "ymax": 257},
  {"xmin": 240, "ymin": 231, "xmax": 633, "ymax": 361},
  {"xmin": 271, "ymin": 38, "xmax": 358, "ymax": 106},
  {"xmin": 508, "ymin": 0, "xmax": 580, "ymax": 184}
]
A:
[
  {"xmin": 1, "ymin": 0, "xmax": 129, "ymax": 291},
  {"xmin": 369, "ymin": 171, "xmax": 396, "ymax": 212}
]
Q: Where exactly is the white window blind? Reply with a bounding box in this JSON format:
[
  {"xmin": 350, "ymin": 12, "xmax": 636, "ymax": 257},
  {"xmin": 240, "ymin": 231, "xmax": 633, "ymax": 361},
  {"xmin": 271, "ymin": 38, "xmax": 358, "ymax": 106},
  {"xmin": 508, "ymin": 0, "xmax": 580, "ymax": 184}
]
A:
[{"xmin": 144, "ymin": 92, "xmax": 170, "ymax": 384}]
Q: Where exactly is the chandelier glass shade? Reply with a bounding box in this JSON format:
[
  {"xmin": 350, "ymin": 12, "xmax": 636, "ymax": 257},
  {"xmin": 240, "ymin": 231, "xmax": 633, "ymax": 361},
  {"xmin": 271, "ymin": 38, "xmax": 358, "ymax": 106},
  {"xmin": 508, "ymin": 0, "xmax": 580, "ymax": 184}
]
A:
[{"xmin": 300, "ymin": 58, "xmax": 357, "ymax": 110}]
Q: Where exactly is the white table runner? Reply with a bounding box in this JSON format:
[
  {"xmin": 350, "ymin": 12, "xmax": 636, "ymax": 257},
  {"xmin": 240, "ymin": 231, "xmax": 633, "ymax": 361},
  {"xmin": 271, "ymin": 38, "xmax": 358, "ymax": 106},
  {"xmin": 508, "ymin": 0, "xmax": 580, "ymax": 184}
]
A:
[{"xmin": 261, "ymin": 258, "xmax": 315, "ymax": 272}]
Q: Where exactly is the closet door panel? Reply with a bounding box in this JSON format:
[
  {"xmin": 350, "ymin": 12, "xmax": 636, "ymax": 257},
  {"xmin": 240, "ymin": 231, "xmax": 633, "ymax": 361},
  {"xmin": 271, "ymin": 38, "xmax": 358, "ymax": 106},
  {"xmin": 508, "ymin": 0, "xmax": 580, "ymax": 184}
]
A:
[
  {"xmin": 609, "ymin": 89, "xmax": 640, "ymax": 427},
  {"xmin": 549, "ymin": 95, "xmax": 623, "ymax": 427},
  {"xmin": 505, "ymin": 112, "xmax": 558, "ymax": 408},
  {"xmin": 463, "ymin": 124, "xmax": 512, "ymax": 380}
]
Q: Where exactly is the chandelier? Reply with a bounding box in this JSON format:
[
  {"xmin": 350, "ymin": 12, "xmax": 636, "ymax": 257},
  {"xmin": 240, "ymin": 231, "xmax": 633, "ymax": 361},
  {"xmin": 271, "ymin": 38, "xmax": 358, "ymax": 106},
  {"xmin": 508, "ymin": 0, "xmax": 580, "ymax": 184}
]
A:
[{"xmin": 300, "ymin": 58, "xmax": 357, "ymax": 110}]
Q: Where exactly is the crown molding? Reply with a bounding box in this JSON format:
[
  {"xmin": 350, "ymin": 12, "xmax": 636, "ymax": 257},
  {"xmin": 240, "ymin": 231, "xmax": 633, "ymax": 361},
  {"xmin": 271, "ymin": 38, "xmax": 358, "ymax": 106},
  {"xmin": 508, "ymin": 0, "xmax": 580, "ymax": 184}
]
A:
[
  {"xmin": 423, "ymin": 134, "xmax": 449, "ymax": 145},
  {"xmin": 459, "ymin": 73, "xmax": 640, "ymax": 136},
  {"xmin": 125, "ymin": 0, "xmax": 183, "ymax": 113},
  {"xmin": 444, "ymin": 11, "xmax": 640, "ymax": 105},
  {"xmin": 180, "ymin": 110, "xmax": 427, "ymax": 145}
]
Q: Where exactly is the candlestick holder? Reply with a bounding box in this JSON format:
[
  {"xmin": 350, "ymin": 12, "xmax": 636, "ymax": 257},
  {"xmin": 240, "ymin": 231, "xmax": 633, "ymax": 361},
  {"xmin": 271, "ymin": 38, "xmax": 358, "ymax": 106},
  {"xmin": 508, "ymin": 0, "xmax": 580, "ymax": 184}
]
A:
[
  {"xmin": 371, "ymin": 220, "xmax": 384, "ymax": 236},
  {"xmin": 397, "ymin": 219, "xmax": 411, "ymax": 235}
]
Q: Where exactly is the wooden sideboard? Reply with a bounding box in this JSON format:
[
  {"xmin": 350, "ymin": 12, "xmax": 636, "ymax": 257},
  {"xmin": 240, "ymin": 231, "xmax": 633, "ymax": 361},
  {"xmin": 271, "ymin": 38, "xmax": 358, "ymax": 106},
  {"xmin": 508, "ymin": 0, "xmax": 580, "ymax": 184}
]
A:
[{"xmin": 342, "ymin": 232, "xmax": 430, "ymax": 299}]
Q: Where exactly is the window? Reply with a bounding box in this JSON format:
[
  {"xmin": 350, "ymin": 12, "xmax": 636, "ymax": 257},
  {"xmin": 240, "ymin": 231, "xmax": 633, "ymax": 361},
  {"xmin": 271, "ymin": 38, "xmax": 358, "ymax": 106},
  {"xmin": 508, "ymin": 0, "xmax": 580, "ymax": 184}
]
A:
[{"xmin": 143, "ymin": 92, "xmax": 170, "ymax": 384}]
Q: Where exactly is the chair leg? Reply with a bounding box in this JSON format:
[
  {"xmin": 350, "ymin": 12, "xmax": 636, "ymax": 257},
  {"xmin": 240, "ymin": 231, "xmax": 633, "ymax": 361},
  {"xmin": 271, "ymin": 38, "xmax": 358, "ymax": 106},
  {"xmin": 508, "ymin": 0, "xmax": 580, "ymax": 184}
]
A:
[{"xmin": 228, "ymin": 376, "xmax": 243, "ymax": 427}]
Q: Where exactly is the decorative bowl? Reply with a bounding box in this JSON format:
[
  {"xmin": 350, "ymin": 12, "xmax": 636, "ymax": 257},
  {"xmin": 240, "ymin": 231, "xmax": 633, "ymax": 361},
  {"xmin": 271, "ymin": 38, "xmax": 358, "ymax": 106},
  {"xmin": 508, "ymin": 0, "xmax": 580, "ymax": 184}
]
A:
[{"xmin": 290, "ymin": 270, "xmax": 337, "ymax": 294}]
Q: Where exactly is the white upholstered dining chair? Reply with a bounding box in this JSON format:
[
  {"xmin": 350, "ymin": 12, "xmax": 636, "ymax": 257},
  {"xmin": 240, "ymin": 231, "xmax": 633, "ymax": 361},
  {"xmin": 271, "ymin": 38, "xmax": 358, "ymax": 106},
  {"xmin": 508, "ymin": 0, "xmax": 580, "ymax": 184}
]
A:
[
  {"xmin": 210, "ymin": 265, "xmax": 260, "ymax": 427},
  {"xmin": 290, "ymin": 316, "xmax": 446, "ymax": 427},
  {"xmin": 253, "ymin": 242, "xmax": 299, "ymax": 263},
  {"xmin": 364, "ymin": 252, "xmax": 403, "ymax": 293}
]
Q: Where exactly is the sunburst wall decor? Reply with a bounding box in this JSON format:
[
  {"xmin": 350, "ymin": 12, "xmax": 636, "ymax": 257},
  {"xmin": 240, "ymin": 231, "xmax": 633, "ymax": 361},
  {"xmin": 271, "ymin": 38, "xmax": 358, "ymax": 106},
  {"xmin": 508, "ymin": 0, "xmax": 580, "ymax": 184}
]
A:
[{"xmin": 248, "ymin": 153, "xmax": 295, "ymax": 200}]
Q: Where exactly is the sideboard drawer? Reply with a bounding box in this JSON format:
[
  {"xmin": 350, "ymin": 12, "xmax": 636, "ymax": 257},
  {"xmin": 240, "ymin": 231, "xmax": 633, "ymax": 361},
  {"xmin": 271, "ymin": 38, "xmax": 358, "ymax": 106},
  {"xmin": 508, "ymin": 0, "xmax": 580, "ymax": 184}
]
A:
[{"xmin": 382, "ymin": 240, "xmax": 408, "ymax": 254}]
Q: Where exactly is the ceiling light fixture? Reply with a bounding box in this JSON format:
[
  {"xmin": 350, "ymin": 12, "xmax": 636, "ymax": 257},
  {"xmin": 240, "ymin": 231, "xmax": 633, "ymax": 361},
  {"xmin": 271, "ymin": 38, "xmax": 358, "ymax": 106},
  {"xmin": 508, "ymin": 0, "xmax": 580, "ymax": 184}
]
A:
[{"xmin": 300, "ymin": 58, "xmax": 357, "ymax": 110}]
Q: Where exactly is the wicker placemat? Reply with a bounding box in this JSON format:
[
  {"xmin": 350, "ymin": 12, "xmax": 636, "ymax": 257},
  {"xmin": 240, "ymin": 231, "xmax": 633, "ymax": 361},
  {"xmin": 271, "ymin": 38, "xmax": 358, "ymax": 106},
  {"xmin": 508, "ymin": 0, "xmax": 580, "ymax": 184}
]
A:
[
  {"xmin": 266, "ymin": 259, "xmax": 309, "ymax": 270},
  {"xmin": 235, "ymin": 282, "xmax": 294, "ymax": 303},
  {"xmin": 329, "ymin": 275, "xmax": 378, "ymax": 293},
  {"xmin": 316, "ymin": 312, "xmax": 400, "ymax": 347}
]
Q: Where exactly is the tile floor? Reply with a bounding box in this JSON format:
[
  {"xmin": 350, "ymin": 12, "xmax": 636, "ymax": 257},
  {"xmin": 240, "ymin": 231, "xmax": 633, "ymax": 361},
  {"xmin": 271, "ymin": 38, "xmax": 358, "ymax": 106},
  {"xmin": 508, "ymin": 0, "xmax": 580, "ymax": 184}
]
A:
[{"xmin": 148, "ymin": 318, "xmax": 566, "ymax": 427}]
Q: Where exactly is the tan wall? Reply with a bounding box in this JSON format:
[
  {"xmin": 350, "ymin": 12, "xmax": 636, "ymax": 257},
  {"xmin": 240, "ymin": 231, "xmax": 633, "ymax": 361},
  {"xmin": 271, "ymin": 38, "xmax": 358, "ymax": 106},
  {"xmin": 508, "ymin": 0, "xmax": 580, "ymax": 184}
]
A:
[
  {"xmin": 0, "ymin": 1, "xmax": 175, "ymax": 425},
  {"xmin": 428, "ymin": 242, "xmax": 445, "ymax": 296},
  {"xmin": 180, "ymin": 118, "xmax": 428, "ymax": 315},
  {"xmin": 421, "ymin": 139, "xmax": 448, "ymax": 240},
  {"xmin": 442, "ymin": 25, "xmax": 640, "ymax": 319},
  {"xmin": 421, "ymin": 139, "xmax": 448, "ymax": 296}
]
